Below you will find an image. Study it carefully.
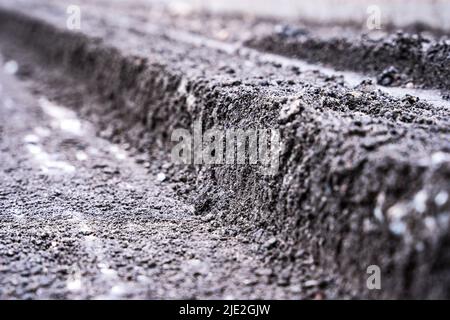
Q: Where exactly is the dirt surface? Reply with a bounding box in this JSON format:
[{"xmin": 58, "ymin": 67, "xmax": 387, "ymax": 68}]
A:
[
  {"xmin": 0, "ymin": 60, "xmax": 326, "ymax": 299},
  {"xmin": 0, "ymin": 0, "xmax": 449, "ymax": 299},
  {"xmin": 246, "ymin": 29, "xmax": 450, "ymax": 98}
]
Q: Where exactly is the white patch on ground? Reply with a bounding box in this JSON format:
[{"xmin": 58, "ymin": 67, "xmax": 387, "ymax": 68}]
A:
[
  {"xmin": 373, "ymin": 192, "xmax": 385, "ymax": 222},
  {"xmin": 67, "ymin": 210, "xmax": 131, "ymax": 298},
  {"xmin": 177, "ymin": 77, "xmax": 188, "ymax": 95},
  {"xmin": 3, "ymin": 60, "xmax": 18, "ymax": 75},
  {"xmin": 387, "ymin": 202, "xmax": 409, "ymax": 235},
  {"xmin": 25, "ymin": 143, "xmax": 76, "ymax": 174},
  {"xmin": 23, "ymin": 134, "xmax": 40, "ymax": 144},
  {"xmin": 99, "ymin": 266, "xmax": 118, "ymax": 278},
  {"xmin": 11, "ymin": 208, "xmax": 25, "ymax": 221},
  {"xmin": 38, "ymin": 97, "xmax": 83, "ymax": 135},
  {"xmin": 186, "ymin": 94, "xmax": 196, "ymax": 110},
  {"xmin": 75, "ymin": 151, "xmax": 88, "ymax": 161},
  {"xmin": 431, "ymin": 152, "xmax": 450, "ymax": 165},
  {"xmin": 413, "ymin": 190, "xmax": 428, "ymax": 214},
  {"xmin": 157, "ymin": 172, "xmax": 166, "ymax": 182},
  {"xmin": 435, "ymin": 191, "xmax": 449, "ymax": 207},
  {"xmin": 279, "ymin": 99, "xmax": 303, "ymax": 120},
  {"xmin": 109, "ymin": 145, "xmax": 127, "ymax": 160},
  {"xmin": 66, "ymin": 278, "xmax": 83, "ymax": 292},
  {"xmin": 109, "ymin": 284, "xmax": 126, "ymax": 296}
]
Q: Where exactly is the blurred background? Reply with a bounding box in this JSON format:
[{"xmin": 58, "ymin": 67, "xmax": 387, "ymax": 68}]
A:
[{"xmin": 150, "ymin": 0, "xmax": 450, "ymax": 31}]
